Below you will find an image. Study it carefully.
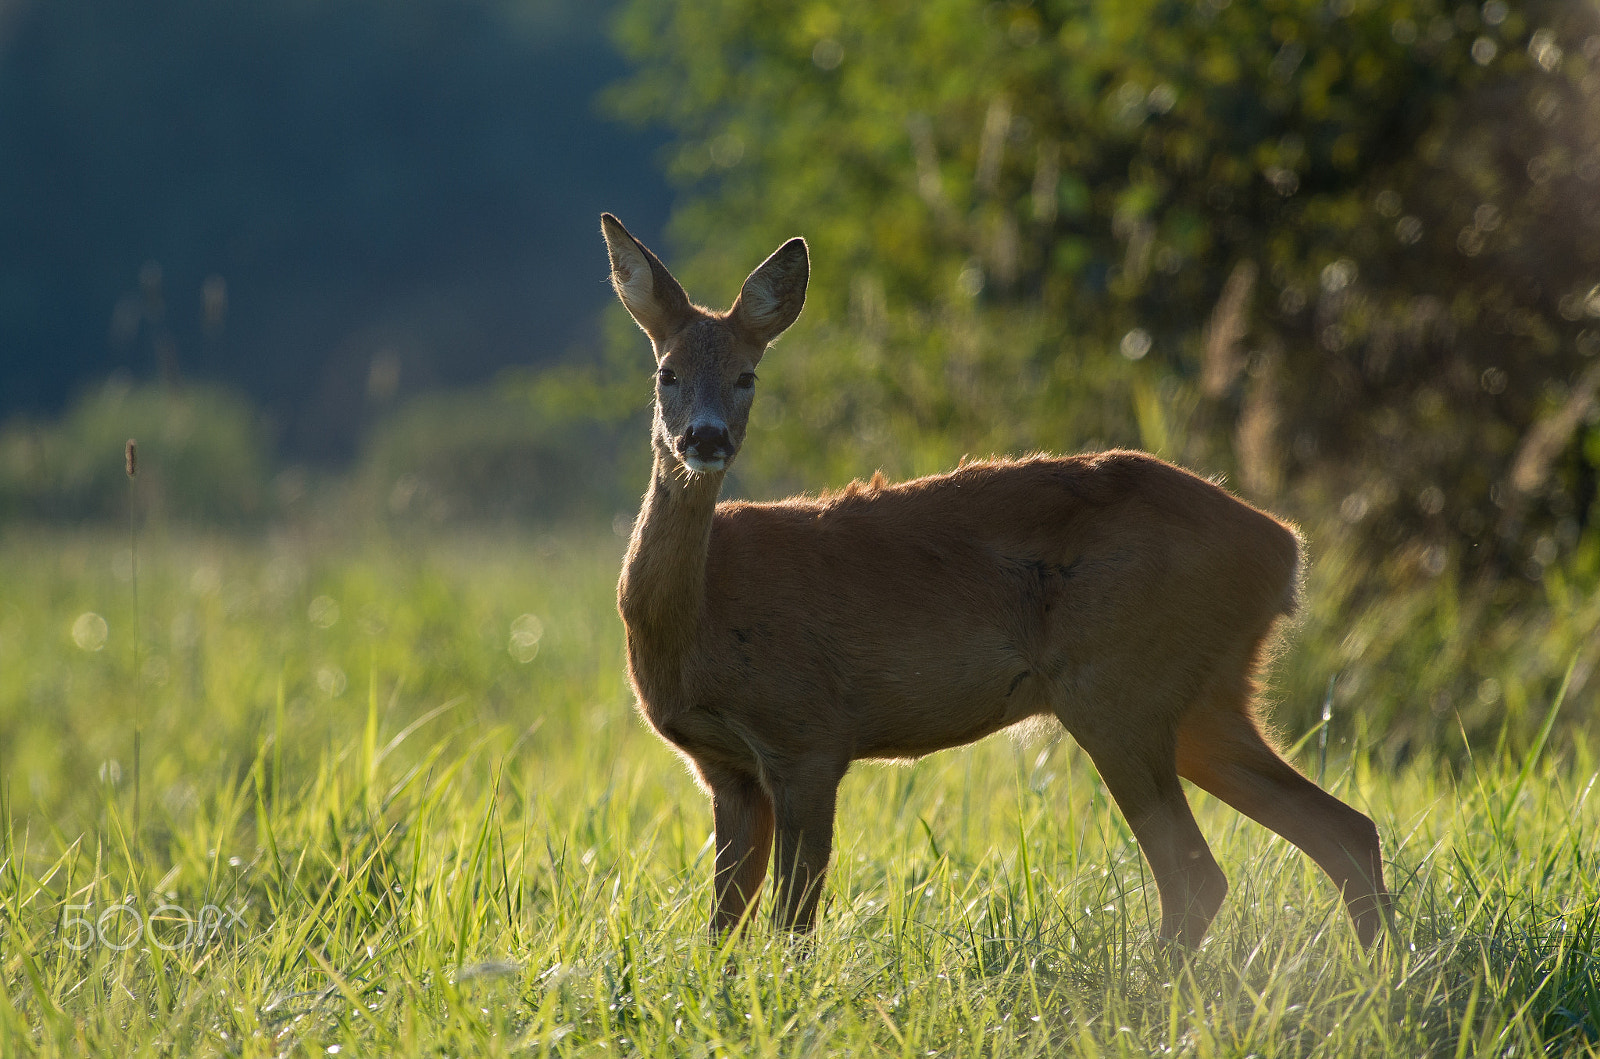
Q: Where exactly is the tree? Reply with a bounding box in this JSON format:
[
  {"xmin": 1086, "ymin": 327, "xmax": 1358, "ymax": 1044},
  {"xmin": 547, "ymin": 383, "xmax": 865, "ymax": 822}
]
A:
[{"xmin": 610, "ymin": 0, "xmax": 1600, "ymax": 586}]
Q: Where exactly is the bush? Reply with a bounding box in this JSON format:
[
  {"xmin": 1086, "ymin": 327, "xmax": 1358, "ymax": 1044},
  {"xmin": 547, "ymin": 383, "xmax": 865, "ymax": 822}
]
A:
[
  {"xmin": 356, "ymin": 371, "xmax": 645, "ymax": 526},
  {"xmin": 0, "ymin": 380, "xmax": 273, "ymax": 523}
]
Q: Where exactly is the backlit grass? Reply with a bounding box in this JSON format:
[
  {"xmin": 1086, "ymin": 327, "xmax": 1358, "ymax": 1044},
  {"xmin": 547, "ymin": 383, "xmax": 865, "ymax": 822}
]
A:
[{"xmin": 2, "ymin": 524, "xmax": 1599, "ymax": 1056}]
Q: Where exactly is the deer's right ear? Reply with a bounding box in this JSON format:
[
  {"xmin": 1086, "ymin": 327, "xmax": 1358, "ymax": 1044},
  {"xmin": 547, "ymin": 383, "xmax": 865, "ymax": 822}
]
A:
[{"xmin": 601, "ymin": 213, "xmax": 692, "ymax": 346}]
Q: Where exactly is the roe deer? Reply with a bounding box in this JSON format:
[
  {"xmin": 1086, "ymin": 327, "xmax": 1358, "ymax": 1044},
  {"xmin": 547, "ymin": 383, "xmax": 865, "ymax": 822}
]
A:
[{"xmin": 600, "ymin": 212, "xmax": 1392, "ymax": 948}]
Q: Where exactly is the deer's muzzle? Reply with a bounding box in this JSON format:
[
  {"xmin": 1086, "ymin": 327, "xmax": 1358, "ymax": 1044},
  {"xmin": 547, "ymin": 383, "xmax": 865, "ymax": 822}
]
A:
[{"xmin": 676, "ymin": 422, "xmax": 733, "ymax": 473}]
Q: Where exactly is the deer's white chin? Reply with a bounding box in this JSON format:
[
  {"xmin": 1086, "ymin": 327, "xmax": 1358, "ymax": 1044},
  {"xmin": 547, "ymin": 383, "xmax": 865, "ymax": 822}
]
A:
[{"xmin": 681, "ymin": 455, "xmax": 727, "ymax": 475}]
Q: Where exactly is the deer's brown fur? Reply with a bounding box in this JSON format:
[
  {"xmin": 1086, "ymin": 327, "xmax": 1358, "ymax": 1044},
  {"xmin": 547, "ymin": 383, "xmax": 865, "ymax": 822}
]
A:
[{"xmin": 601, "ymin": 213, "xmax": 1391, "ymax": 948}]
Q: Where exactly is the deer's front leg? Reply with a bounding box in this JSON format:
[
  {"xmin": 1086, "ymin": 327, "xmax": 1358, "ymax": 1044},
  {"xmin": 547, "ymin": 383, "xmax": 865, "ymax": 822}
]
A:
[
  {"xmin": 707, "ymin": 767, "xmax": 775, "ymax": 936},
  {"xmin": 770, "ymin": 769, "xmax": 844, "ymax": 933}
]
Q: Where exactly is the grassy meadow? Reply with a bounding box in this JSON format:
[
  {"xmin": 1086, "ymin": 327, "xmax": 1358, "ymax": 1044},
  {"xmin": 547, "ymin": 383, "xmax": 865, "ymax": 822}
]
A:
[{"xmin": 3, "ymin": 520, "xmax": 1600, "ymax": 1057}]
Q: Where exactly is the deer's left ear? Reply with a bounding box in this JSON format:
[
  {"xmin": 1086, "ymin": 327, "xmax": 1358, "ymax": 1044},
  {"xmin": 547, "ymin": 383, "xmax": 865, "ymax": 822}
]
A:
[{"xmin": 729, "ymin": 237, "xmax": 808, "ymax": 352}]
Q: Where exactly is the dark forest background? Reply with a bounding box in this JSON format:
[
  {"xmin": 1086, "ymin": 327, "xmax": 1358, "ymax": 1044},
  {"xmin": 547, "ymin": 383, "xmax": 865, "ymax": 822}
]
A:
[{"xmin": 0, "ymin": 0, "xmax": 669, "ymax": 459}]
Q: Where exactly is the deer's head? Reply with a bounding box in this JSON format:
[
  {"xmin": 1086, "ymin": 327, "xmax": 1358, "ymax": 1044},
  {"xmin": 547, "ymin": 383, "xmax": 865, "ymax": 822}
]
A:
[{"xmin": 601, "ymin": 214, "xmax": 808, "ymax": 476}]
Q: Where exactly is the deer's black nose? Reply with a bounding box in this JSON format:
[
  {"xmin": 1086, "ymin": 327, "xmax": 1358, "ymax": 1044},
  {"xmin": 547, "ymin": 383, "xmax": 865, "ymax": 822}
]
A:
[{"xmin": 677, "ymin": 423, "xmax": 731, "ymax": 460}]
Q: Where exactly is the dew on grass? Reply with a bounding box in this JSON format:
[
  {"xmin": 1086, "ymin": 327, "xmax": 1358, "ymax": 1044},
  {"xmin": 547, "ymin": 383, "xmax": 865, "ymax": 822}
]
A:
[
  {"xmin": 308, "ymin": 595, "xmax": 340, "ymax": 628},
  {"xmin": 72, "ymin": 611, "xmax": 108, "ymax": 651},
  {"xmin": 316, "ymin": 665, "xmax": 347, "ymax": 697},
  {"xmin": 510, "ymin": 613, "xmax": 544, "ymax": 662}
]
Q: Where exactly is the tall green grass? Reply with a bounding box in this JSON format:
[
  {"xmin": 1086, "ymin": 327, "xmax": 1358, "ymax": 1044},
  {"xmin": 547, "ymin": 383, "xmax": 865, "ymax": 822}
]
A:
[{"xmin": 2, "ymin": 525, "xmax": 1599, "ymax": 1056}]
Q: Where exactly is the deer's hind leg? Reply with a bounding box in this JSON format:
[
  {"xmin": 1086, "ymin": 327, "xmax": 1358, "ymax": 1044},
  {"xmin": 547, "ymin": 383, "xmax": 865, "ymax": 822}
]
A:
[
  {"xmin": 1069, "ymin": 720, "xmax": 1229, "ymax": 948},
  {"xmin": 1175, "ymin": 668, "xmax": 1391, "ymax": 946}
]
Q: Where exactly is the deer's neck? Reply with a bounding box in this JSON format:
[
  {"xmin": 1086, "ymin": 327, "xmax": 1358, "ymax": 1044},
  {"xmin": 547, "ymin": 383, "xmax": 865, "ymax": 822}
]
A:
[{"xmin": 619, "ymin": 448, "xmax": 724, "ymax": 675}]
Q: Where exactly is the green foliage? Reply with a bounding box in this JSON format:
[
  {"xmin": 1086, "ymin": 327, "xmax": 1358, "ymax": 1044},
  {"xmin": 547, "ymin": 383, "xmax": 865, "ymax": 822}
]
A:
[
  {"xmin": 5, "ymin": 527, "xmax": 1600, "ymax": 1054},
  {"xmin": 0, "ymin": 370, "xmax": 648, "ymax": 530},
  {"xmin": 610, "ymin": 0, "xmax": 1600, "ymax": 582},
  {"xmin": 356, "ymin": 371, "xmax": 645, "ymax": 526},
  {"xmin": 0, "ymin": 381, "xmax": 273, "ymax": 523},
  {"xmin": 1277, "ymin": 518, "xmax": 1600, "ymax": 758}
]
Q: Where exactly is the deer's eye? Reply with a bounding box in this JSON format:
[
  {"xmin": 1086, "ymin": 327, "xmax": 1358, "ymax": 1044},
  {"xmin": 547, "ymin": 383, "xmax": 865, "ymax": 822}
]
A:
[
  {"xmin": 656, "ymin": 368, "xmax": 678, "ymax": 385},
  {"xmin": 736, "ymin": 372, "xmax": 757, "ymax": 389}
]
